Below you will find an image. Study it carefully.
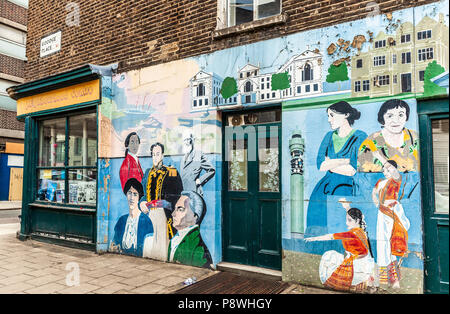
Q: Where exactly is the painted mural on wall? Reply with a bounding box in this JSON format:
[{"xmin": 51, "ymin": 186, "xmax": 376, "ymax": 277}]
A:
[
  {"xmin": 95, "ymin": 0, "xmax": 448, "ymax": 289},
  {"xmin": 283, "ymin": 98, "xmax": 422, "ymax": 293}
]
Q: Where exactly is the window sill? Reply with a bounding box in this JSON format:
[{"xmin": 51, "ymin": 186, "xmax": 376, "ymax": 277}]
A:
[
  {"xmin": 213, "ymin": 13, "xmax": 287, "ymax": 39},
  {"xmin": 30, "ymin": 202, "xmax": 96, "ymax": 213}
]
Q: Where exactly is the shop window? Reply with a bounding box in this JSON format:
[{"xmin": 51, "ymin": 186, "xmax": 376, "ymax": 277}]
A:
[
  {"xmin": 37, "ymin": 112, "xmax": 97, "ymax": 206},
  {"xmin": 228, "ymin": 0, "xmax": 281, "ymax": 27}
]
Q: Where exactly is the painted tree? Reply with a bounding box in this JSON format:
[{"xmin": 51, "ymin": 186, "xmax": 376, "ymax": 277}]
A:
[
  {"xmin": 423, "ymin": 60, "xmax": 446, "ymax": 97},
  {"xmin": 220, "ymin": 77, "xmax": 238, "ymax": 100},
  {"xmin": 326, "ymin": 62, "xmax": 349, "ymax": 91},
  {"xmin": 271, "ymin": 72, "xmax": 291, "ymax": 90}
]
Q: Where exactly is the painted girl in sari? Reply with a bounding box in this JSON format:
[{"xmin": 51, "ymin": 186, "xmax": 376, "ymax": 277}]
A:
[
  {"xmin": 305, "ymin": 201, "xmax": 376, "ymax": 292},
  {"xmin": 372, "ymin": 160, "xmax": 410, "ymax": 289},
  {"xmin": 306, "ymin": 101, "xmax": 367, "ymax": 235}
]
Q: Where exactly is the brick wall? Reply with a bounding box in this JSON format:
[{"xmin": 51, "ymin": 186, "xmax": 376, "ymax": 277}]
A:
[
  {"xmin": 0, "ymin": 109, "xmax": 25, "ymax": 131},
  {"xmin": 0, "ymin": 54, "xmax": 24, "ymax": 78},
  {"xmin": 0, "ymin": 0, "xmax": 27, "ymax": 25},
  {"xmin": 25, "ymin": 0, "xmax": 440, "ymax": 81}
]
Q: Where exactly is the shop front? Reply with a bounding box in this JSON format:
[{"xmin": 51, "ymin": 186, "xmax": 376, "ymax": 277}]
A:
[
  {"xmin": 9, "ymin": 1, "xmax": 448, "ymax": 294},
  {"xmin": 8, "ymin": 65, "xmax": 113, "ymax": 250}
]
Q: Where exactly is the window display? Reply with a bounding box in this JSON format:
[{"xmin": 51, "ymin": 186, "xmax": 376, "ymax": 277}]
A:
[{"xmin": 36, "ymin": 111, "xmax": 97, "ymax": 207}]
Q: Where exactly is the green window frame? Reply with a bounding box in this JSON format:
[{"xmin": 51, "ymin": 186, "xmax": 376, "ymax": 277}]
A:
[{"xmin": 34, "ymin": 108, "xmax": 98, "ymax": 210}]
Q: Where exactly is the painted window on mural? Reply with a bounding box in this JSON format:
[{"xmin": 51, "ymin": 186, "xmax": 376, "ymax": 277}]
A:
[
  {"xmin": 401, "ymin": 34, "xmax": 411, "ymax": 43},
  {"xmin": 37, "ymin": 112, "xmax": 97, "ymax": 206},
  {"xmin": 418, "ymin": 48, "xmax": 434, "ymax": 61},
  {"xmin": 373, "ymin": 56, "xmax": 386, "ymax": 66},
  {"xmin": 228, "ymin": 0, "xmax": 281, "ymax": 27},
  {"xmin": 374, "ymin": 40, "xmax": 386, "ymax": 48},
  {"xmin": 417, "ymin": 29, "xmax": 432, "ymax": 40},
  {"xmin": 401, "ymin": 52, "xmax": 411, "ymax": 64},
  {"xmin": 432, "ymin": 118, "xmax": 449, "ymax": 214}
]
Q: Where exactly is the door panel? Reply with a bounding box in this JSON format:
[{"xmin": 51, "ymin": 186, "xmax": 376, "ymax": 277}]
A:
[
  {"xmin": 223, "ymin": 115, "xmax": 281, "ymax": 270},
  {"xmin": 419, "ymin": 101, "xmax": 449, "ymax": 294}
]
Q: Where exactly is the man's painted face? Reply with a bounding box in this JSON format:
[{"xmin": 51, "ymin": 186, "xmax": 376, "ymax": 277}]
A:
[
  {"xmin": 128, "ymin": 135, "xmax": 140, "ymax": 155},
  {"xmin": 172, "ymin": 195, "xmax": 196, "ymax": 230},
  {"xmin": 383, "ymin": 107, "xmax": 407, "ymax": 134},
  {"xmin": 152, "ymin": 145, "xmax": 163, "ymax": 167}
]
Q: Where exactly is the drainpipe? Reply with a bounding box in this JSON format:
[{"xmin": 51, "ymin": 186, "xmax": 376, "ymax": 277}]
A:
[{"xmin": 289, "ymin": 130, "xmax": 305, "ymax": 234}]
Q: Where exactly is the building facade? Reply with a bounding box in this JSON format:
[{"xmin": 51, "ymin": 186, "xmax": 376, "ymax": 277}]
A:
[
  {"xmin": 8, "ymin": 0, "xmax": 449, "ymax": 294},
  {"xmin": 0, "ymin": 0, "xmax": 27, "ymax": 200}
]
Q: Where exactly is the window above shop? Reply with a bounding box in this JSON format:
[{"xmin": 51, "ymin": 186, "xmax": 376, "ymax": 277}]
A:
[{"xmin": 214, "ymin": 0, "xmax": 286, "ymax": 38}]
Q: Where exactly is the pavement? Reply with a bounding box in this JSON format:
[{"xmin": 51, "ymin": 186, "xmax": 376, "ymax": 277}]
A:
[{"xmin": 0, "ymin": 202, "xmax": 339, "ymax": 295}]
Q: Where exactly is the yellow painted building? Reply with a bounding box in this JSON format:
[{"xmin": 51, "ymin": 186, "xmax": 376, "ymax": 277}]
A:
[{"xmin": 351, "ymin": 14, "xmax": 449, "ymax": 98}]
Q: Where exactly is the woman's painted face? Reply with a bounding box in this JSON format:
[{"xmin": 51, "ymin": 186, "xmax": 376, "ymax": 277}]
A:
[
  {"xmin": 346, "ymin": 213, "xmax": 359, "ymax": 230},
  {"xmin": 383, "ymin": 162, "xmax": 400, "ymax": 179},
  {"xmin": 126, "ymin": 186, "xmax": 140, "ymax": 209},
  {"xmin": 383, "ymin": 107, "xmax": 407, "ymax": 134},
  {"xmin": 327, "ymin": 109, "xmax": 349, "ymax": 130},
  {"xmin": 128, "ymin": 135, "xmax": 140, "ymax": 155}
]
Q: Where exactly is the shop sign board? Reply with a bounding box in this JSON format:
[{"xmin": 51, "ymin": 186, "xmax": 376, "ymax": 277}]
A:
[{"xmin": 17, "ymin": 79, "xmax": 100, "ymax": 116}]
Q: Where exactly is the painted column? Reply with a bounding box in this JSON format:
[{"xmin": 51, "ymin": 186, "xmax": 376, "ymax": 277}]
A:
[{"xmin": 289, "ymin": 130, "xmax": 305, "ymax": 234}]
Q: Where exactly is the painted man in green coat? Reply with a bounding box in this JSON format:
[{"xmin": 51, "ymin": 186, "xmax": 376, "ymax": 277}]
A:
[{"xmin": 168, "ymin": 191, "xmax": 213, "ymax": 269}]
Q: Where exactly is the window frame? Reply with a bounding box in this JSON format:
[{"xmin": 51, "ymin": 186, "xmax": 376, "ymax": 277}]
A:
[
  {"xmin": 227, "ymin": 0, "xmax": 282, "ymax": 27},
  {"xmin": 34, "ymin": 108, "xmax": 98, "ymax": 210}
]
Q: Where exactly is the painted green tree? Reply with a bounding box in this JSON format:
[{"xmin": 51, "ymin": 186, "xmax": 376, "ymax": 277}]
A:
[
  {"xmin": 423, "ymin": 60, "xmax": 446, "ymax": 97},
  {"xmin": 326, "ymin": 62, "xmax": 349, "ymax": 90},
  {"xmin": 271, "ymin": 72, "xmax": 290, "ymax": 90},
  {"xmin": 220, "ymin": 77, "xmax": 238, "ymax": 99}
]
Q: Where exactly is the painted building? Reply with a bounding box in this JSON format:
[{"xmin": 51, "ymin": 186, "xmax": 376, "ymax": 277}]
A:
[{"xmin": 9, "ymin": 0, "xmax": 449, "ymax": 294}]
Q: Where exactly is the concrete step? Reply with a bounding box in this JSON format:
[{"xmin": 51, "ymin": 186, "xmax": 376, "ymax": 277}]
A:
[{"xmin": 216, "ymin": 262, "xmax": 282, "ymax": 281}]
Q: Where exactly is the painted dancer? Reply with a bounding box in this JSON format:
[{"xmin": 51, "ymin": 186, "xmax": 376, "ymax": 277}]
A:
[
  {"xmin": 306, "ymin": 199, "xmax": 377, "ymax": 292},
  {"xmin": 372, "ymin": 160, "xmax": 410, "ymax": 289}
]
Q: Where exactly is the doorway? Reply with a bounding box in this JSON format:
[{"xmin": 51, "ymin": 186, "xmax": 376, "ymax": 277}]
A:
[
  {"xmin": 419, "ymin": 99, "xmax": 449, "ymax": 294},
  {"xmin": 222, "ymin": 108, "xmax": 282, "ymax": 270}
]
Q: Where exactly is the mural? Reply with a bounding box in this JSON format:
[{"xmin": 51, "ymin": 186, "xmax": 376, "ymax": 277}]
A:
[
  {"xmin": 305, "ymin": 101, "xmax": 367, "ymax": 236},
  {"xmin": 94, "ymin": 1, "xmax": 448, "ymax": 292},
  {"xmin": 283, "ymin": 98, "xmax": 422, "ymax": 293}
]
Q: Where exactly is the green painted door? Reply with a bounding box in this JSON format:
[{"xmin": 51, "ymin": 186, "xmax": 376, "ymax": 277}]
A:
[
  {"xmin": 223, "ymin": 120, "xmax": 281, "ymax": 270},
  {"xmin": 419, "ymin": 99, "xmax": 449, "ymax": 294}
]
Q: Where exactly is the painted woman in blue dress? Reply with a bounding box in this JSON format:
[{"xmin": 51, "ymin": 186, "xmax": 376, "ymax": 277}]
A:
[
  {"xmin": 305, "ymin": 101, "xmax": 368, "ymax": 236},
  {"xmin": 110, "ymin": 178, "xmax": 154, "ymax": 257}
]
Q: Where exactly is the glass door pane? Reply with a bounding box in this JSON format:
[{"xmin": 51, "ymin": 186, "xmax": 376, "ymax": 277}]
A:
[
  {"xmin": 228, "ymin": 138, "xmax": 248, "ymax": 191},
  {"xmin": 432, "ymin": 118, "xmax": 449, "ymax": 213},
  {"xmin": 258, "ymin": 134, "xmax": 279, "ymax": 192},
  {"xmin": 39, "ymin": 118, "xmax": 66, "ymax": 167}
]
